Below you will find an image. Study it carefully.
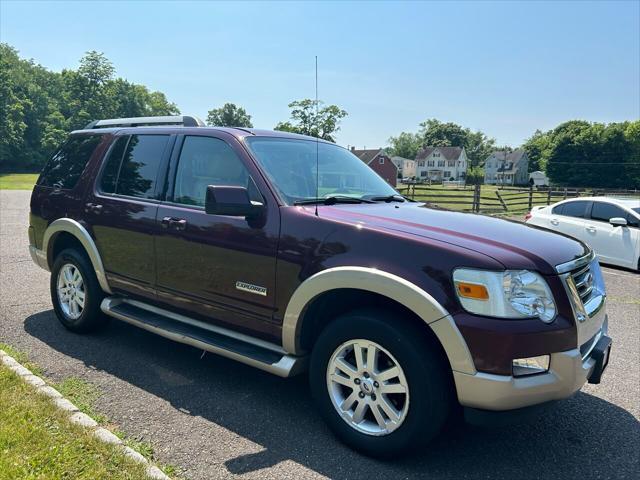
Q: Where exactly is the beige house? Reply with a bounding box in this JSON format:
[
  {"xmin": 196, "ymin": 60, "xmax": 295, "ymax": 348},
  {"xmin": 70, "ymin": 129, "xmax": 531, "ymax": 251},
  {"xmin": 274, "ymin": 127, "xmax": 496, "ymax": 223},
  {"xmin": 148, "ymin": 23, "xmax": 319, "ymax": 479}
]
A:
[
  {"xmin": 484, "ymin": 150, "xmax": 529, "ymax": 186},
  {"xmin": 414, "ymin": 146, "xmax": 468, "ymax": 181},
  {"xmin": 391, "ymin": 156, "xmax": 416, "ymax": 178}
]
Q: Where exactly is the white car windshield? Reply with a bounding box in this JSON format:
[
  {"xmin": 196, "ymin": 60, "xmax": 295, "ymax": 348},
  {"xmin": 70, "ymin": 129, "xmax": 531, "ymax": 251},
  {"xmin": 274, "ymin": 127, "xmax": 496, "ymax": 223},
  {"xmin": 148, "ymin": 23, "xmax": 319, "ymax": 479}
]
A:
[{"xmin": 245, "ymin": 137, "xmax": 398, "ymax": 205}]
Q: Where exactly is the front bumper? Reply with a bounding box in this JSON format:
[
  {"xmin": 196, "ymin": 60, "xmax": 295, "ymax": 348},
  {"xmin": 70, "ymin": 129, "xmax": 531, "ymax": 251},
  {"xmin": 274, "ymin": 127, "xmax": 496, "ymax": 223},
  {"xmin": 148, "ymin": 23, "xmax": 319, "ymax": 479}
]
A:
[{"xmin": 455, "ymin": 313, "xmax": 609, "ymax": 411}]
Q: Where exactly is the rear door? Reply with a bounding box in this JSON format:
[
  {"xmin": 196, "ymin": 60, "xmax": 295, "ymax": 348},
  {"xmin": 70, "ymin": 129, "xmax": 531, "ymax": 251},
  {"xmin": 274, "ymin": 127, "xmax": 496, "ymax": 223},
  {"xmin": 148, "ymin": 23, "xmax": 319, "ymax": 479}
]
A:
[
  {"xmin": 85, "ymin": 132, "xmax": 173, "ymax": 299},
  {"xmin": 585, "ymin": 201, "xmax": 636, "ymax": 267},
  {"xmin": 154, "ymin": 133, "xmax": 281, "ymax": 341}
]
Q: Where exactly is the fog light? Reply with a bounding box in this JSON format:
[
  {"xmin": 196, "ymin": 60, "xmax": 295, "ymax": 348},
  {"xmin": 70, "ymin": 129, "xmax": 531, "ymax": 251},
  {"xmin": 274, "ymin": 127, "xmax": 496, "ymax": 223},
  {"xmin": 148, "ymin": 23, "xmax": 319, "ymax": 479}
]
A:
[{"xmin": 512, "ymin": 355, "xmax": 550, "ymax": 377}]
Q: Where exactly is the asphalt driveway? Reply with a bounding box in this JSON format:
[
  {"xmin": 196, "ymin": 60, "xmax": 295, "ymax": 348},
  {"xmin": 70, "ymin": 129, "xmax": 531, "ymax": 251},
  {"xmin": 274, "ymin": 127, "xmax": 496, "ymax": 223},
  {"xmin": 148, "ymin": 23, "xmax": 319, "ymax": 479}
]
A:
[{"xmin": 1, "ymin": 190, "xmax": 639, "ymax": 480}]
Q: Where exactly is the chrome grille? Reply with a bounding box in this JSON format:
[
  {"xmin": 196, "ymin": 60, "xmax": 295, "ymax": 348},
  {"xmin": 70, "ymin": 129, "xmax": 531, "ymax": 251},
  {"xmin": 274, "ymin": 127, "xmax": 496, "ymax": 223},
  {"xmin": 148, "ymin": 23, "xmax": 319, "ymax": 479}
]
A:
[{"xmin": 570, "ymin": 263, "xmax": 595, "ymax": 304}]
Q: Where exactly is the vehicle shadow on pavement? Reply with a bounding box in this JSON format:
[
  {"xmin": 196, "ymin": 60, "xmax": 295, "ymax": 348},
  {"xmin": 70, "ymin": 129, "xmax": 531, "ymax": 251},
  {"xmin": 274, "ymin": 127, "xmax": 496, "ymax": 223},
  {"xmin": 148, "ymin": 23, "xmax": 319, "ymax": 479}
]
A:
[{"xmin": 24, "ymin": 310, "xmax": 639, "ymax": 480}]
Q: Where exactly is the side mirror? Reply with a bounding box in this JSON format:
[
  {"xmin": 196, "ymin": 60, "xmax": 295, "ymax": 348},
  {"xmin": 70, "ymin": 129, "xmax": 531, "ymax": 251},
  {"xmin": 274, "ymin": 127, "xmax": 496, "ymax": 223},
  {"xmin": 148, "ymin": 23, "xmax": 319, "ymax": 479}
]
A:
[
  {"xmin": 205, "ymin": 185, "xmax": 263, "ymax": 218},
  {"xmin": 609, "ymin": 217, "xmax": 628, "ymax": 227}
]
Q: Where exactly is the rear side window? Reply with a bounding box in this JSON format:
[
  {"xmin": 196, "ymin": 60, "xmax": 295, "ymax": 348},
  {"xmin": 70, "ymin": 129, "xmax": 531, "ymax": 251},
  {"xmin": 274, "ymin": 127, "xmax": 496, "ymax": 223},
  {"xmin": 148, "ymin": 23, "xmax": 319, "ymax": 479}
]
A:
[
  {"xmin": 560, "ymin": 201, "xmax": 588, "ymax": 218},
  {"xmin": 38, "ymin": 134, "xmax": 103, "ymax": 189},
  {"xmin": 551, "ymin": 204, "xmax": 564, "ymax": 215},
  {"xmin": 590, "ymin": 202, "xmax": 627, "ymax": 223},
  {"xmin": 99, "ymin": 134, "xmax": 169, "ymax": 199}
]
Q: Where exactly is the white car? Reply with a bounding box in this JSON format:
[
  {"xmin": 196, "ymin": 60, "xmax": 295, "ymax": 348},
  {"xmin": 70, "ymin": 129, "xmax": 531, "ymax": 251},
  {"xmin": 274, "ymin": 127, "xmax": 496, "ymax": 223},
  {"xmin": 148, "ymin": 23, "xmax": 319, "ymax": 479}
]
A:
[{"xmin": 525, "ymin": 197, "xmax": 640, "ymax": 271}]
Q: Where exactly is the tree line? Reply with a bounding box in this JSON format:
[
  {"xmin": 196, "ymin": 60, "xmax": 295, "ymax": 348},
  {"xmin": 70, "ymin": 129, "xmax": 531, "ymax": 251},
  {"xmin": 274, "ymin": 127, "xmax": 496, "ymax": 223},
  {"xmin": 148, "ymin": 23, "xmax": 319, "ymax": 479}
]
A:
[
  {"xmin": 2, "ymin": 44, "xmax": 638, "ymax": 188},
  {"xmin": 387, "ymin": 119, "xmax": 639, "ymax": 188},
  {"xmin": 1, "ymin": 44, "xmax": 179, "ymax": 171},
  {"xmin": 0, "ymin": 45, "xmax": 348, "ymax": 172}
]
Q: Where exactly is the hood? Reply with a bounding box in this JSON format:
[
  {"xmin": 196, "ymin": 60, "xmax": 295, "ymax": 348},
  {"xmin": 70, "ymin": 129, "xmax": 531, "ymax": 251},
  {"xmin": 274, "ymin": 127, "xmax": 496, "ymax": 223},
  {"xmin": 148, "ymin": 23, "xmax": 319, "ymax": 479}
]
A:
[{"xmin": 314, "ymin": 202, "xmax": 588, "ymax": 275}]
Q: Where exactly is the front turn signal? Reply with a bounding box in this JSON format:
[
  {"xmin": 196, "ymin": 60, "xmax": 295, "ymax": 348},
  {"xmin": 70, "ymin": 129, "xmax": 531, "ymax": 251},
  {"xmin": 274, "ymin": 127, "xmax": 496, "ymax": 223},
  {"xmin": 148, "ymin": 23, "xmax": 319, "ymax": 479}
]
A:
[{"xmin": 455, "ymin": 282, "xmax": 489, "ymax": 300}]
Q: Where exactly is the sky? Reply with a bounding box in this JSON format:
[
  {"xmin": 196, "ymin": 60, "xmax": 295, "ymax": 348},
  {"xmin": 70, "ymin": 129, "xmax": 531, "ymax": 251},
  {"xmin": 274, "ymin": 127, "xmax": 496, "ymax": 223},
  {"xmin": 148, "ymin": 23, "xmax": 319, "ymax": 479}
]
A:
[{"xmin": 1, "ymin": 0, "xmax": 639, "ymax": 149}]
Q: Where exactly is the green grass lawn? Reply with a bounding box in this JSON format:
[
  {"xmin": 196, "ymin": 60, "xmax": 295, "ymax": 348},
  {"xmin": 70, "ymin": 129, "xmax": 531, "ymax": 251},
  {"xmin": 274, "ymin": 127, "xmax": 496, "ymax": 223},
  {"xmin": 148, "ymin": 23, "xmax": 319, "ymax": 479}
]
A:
[
  {"xmin": 0, "ymin": 173, "xmax": 39, "ymax": 190},
  {"xmin": 0, "ymin": 365, "xmax": 153, "ymax": 480},
  {"xmin": 398, "ymin": 184, "xmax": 556, "ymax": 214}
]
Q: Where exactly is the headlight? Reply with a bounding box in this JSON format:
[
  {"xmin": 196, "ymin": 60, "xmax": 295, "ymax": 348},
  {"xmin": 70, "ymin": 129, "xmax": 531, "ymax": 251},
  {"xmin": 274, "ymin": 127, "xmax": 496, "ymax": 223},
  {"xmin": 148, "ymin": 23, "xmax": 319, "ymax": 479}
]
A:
[{"xmin": 453, "ymin": 268, "xmax": 557, "ymax": 322}]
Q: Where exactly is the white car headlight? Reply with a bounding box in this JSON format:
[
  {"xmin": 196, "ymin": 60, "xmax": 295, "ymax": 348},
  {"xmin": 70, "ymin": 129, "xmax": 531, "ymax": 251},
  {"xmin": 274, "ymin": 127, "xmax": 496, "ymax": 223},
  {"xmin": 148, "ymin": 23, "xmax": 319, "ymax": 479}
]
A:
[{"xmin": 453, "ymin": 268, "xmax": 557, "ymax": 323}]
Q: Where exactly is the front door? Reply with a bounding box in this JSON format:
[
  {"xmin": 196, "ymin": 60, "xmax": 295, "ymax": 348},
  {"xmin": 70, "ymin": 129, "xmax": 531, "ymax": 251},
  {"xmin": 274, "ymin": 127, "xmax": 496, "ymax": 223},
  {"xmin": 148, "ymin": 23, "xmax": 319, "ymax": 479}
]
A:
[
  {"xmin": 154, "ymin": 133, "xmax": 281, "ymax": 341},
  {"xmin": 585, "ymin": 201, "xmax": 636, "ymax": 267},
  {"xmin": 86, "ymin": 132, "xmax": 173, "ymax": 299}
]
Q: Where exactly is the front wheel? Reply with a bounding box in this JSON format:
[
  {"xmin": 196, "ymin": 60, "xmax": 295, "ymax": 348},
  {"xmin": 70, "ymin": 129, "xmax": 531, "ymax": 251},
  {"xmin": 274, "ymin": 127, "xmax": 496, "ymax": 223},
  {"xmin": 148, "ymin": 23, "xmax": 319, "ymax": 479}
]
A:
[{"xmin": 309, "ymin": 309, "xmax": 452, "ymax": 457}]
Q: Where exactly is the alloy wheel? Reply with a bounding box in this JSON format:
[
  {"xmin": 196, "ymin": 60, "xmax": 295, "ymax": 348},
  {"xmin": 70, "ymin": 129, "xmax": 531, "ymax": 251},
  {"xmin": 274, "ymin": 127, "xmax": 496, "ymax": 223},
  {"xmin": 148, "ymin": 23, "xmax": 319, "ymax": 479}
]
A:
[
  {"xmin": 326, "ymin": 339, "xmax": 410, "ymax": 436},
  {"xmin": 56, "ymin": 263, "xmax": 85, "ymax": 320}
]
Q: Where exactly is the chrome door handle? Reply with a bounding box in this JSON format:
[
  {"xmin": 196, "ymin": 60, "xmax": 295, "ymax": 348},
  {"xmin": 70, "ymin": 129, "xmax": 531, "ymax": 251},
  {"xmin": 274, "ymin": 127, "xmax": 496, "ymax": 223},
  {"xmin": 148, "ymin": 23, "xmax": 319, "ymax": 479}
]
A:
[
  {"xmin": 173, "ymin": 219, "xmax": 187, "ymax": 231},
  {"xmin": 84, "ymin": 202, "xmax": 103, "ymax": 214},
  {"xmin": 161, "ymin": 216, "xmax": 187, "ymax": 231},
  {"xmin": 586, "ymin": 226, "xmax": 596, "ymax": 233},
  {"xmin": 550, "ymin": 218, "xmax": 559, "ymax": 226}
]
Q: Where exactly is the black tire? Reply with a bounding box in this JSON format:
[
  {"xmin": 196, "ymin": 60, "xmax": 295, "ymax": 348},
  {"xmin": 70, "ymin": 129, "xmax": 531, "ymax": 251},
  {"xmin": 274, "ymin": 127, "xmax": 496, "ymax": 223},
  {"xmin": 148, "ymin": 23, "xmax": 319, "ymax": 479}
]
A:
[
  {"xmin": 50, "ymin": 248, "xmax": 108, "ymax": 333},
  {"xmin": 309, "ymin": 309, "xmax": 452, "ymax": 457}
]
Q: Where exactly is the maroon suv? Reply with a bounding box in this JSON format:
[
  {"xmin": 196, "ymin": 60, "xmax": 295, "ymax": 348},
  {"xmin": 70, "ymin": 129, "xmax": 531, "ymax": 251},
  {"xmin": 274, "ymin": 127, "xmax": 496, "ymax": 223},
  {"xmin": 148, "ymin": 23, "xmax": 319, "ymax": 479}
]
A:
[{"xmin": 29, "ymin": 115, "xmax": 611, "ymax": 456}]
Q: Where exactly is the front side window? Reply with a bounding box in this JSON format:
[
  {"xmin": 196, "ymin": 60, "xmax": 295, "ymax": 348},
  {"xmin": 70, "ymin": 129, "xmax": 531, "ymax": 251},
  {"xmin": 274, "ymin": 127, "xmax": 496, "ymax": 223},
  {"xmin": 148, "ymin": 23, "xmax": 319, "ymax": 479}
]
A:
[
  {"xmin": 38, "ymin": 134, "xmax": 103, "ymax": 189},
  {"xmin": 590, "ymin": 202, "xmax": 627, "ymax": 223},
  {"xmin": 561, "ymin": 200, "xmax": 589, "ymax": 218},
  {"xmin": 116, "ymin": 135, "xmax": 169, "ymax": 199},
  {"xmin": 173, "ymin": 136, "xmax": 259, "ymax": 207},
  {"xmin": 245, "ymin": 137, "xmax": 397, "ymax": 205}
]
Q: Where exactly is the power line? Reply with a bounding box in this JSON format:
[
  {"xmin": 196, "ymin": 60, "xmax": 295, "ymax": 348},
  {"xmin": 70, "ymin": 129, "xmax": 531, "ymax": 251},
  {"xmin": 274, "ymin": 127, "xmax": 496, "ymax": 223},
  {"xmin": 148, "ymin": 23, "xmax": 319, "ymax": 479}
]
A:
[{"xmin": 547, "ymin": 161, "xmax": 639, "ymax": 165}]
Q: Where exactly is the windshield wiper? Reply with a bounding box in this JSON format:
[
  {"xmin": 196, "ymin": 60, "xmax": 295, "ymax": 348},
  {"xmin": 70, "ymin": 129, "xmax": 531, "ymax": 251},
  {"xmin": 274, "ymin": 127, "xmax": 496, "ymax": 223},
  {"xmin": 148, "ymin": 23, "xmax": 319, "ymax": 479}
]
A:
[
  {"xmin": 367, "ymin": 194, "xmax": 406, "ymax": 203},
  {"xmin": 294, "ymin": 195, "xmax": 375, "ymax": 206}
]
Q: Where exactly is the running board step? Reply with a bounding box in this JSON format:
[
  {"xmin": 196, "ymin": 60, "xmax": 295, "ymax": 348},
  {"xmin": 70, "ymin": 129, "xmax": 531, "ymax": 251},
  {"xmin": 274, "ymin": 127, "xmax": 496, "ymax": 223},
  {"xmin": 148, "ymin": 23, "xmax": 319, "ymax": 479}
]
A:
[{"xmin": 100, "ymin": 297, "xmax": 306, "ymax": 377}]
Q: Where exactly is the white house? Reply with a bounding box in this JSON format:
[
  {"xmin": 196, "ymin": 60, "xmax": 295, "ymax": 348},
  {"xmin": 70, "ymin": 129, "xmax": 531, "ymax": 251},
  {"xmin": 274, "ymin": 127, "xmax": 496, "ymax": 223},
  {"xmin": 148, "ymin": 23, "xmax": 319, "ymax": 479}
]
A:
[
  {"xmin": 414, "ymin": 146, "xmax": 468, "ymax": 182},
  {"xmin": 529, "ymin": 171, "xmax": 549, "ymax": 187},
  {"xmin": 484, "ymin": 149, "xmax": 529, "ymax": 186},
  {"xmin": 391, "ymin": 156, "xmax": 416, "ymax": 178}
]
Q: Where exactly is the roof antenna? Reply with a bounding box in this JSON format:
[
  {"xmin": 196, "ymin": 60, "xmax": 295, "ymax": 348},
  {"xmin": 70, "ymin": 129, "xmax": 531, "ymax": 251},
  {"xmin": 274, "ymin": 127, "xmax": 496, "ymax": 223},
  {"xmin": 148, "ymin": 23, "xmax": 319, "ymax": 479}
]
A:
[{"xmin": 314, "ymin": 56, "xmax": 320, "ymax": 217}]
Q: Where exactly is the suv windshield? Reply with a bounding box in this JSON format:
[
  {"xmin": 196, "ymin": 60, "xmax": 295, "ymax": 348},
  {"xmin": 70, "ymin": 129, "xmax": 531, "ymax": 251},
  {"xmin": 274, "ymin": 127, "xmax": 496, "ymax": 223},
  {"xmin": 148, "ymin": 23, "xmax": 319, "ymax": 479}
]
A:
[{"xmin": 245, "ymin": 137, "xmax": 398, "ymax": 205}]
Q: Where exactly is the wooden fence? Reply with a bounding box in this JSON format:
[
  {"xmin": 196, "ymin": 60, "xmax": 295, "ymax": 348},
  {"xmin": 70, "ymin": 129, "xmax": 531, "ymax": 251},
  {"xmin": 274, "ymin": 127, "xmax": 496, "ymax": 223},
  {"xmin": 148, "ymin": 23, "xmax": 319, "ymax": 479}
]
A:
[{"xmin": 396, "ymin": 184, "xmax": 640, "ymax": 213}]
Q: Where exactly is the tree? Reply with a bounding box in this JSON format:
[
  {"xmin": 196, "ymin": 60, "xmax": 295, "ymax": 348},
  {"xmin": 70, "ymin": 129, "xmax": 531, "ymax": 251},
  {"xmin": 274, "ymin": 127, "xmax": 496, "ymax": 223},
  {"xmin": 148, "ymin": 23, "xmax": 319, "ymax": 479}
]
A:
[
  {"xmin": 206, "ymin": 103, "xmax": 253, "ymax": 127},
  {"xmin": 522, "ymin": 130, "xmax": 552, "ymax": 172},
  {"xmin": 274, "ymin": 99, "xmax": 347, "ymax": 142},
  {"xmin": 416, "ymin": 119, "xmax": 496, "ymax": 166},
  {"xmin": 466, "ymin": 166, "xmax": 485, "ymax": 185},
  {"xmin": 419, "ymin": 119, "xmax": 468, "ymax": 148},
  {"xmin": 78, "ymin": 51, "xmax": 115, "ymax": 87},
  {"xmin": 387, "ymin": 132, "xmax": 421, "ymax": 159},
  {"xmin": 544, "ymin": 120, "xmax": 639, "ymax": 188},
  {"xmin": 0, "ymin": 44, "xmax": 180, "ymax": 172}
]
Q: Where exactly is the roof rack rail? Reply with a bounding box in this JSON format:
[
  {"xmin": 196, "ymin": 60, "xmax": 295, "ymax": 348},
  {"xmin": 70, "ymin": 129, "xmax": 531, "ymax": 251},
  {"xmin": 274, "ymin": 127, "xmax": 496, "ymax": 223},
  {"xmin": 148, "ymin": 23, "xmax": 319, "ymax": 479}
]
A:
[{"xmin": 84, "ymin": 115, "xmax": 205, "ymax": 129}]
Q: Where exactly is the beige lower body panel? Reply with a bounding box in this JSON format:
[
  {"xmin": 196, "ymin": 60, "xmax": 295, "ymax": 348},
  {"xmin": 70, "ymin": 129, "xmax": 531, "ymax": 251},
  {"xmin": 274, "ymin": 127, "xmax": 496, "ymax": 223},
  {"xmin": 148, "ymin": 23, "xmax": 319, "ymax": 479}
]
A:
[
  {"xmin": 454, "ymin": 348, "xmax": 596, "ymax": 411},
  {"xmin": 29, "ymin": 246, "xmax": 49, "ymax": 271}
]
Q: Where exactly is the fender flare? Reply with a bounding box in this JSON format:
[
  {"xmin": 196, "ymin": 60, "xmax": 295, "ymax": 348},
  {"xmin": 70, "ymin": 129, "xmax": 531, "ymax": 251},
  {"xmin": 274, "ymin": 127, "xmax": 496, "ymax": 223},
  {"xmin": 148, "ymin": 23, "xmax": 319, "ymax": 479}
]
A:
[
  {"xmin": 282, "ymin": 266, "xmax": 476, "ymax": 375},
  {"xmin": 43, "ymin": 218, "xmax": 112, "ymax": 294}
]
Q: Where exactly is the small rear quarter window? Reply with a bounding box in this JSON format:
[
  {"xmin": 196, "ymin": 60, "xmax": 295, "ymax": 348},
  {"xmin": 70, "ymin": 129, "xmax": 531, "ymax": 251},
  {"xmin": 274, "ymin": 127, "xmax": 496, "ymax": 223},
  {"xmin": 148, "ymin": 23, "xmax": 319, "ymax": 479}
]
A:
[{"xmin": 38, "ymin": 134, "xmax": 103, "ymax": 189}]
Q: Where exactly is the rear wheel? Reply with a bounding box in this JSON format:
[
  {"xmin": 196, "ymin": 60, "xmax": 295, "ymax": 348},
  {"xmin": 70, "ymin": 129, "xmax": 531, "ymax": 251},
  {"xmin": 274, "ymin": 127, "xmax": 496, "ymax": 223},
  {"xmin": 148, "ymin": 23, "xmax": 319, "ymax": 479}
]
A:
[
  {"xmin": 309, "ymin": 309, "xmax": 451, "ymax": 457},
  {"xmin": 51, "ymin": 248, "xmax": 108, "ymax": 333}
]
